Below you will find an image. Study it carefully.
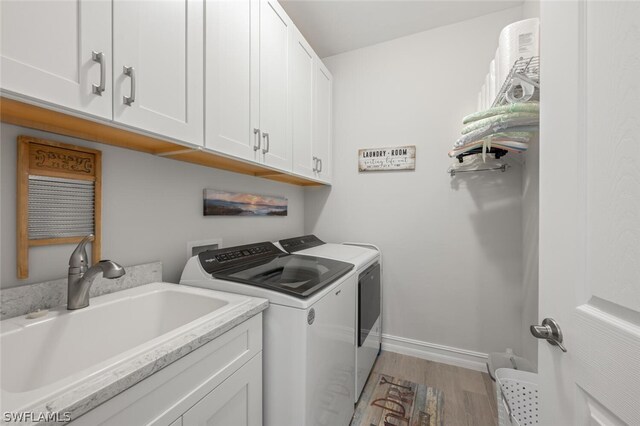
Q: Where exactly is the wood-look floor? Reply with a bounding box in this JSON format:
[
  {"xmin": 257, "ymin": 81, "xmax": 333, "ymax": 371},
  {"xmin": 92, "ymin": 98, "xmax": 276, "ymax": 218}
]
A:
[{"xmin": 370, "ymin": 351, "xmax": 498, "ymax": 426}]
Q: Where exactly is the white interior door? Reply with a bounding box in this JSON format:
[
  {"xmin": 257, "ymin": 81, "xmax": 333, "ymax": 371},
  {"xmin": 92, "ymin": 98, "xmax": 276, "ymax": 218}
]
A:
[
  {"xmin": 539, "ymin": 1, "xmax": 640, "ymax": 424},
  {"xmin": 113, "ymin": 0, "xmax": 203, "ymax": 145},
  {"xmin": 290, "ymin": 29, "xmax": 315, "ymax": 178},
  {"xmin": 313, "ymin": 62, "xmax": 332, "ymax": 182},
  {"xmin": 205, "ymin": 0, "xmax": 260, "ymax": 160},
  {"xmin": 259, "ymin": 0, "xmax": 292, "ymax": 170},
  {"xmin": 0, "ymin": 0, "xmax": 112, "ymax": 119}
]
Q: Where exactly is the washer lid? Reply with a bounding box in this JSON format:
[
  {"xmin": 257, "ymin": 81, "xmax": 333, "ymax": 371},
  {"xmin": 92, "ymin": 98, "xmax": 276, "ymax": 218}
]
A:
[
  {"xmin": 198, "ymin": 241, "xmax": 353, "ymax": 299},
  {"xmin": 212, "ymin": 254, "xmax": 353, "ymax": 299},
  {"xmin": 294, "ymin": 244, "xmax": 378, "ymax": 270}
]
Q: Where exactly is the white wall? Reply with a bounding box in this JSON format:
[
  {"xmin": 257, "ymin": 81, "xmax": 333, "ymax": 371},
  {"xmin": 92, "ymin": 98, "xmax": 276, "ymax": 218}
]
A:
[
  {"xmin": 520, "ymin": 0, "xmax": 540, "ymax": 367},
  {"xmin": 305, "ymin": 7, "xmax": 526, "ymax": 358},
  {"xmin": 0, "ymin": 123, "xmax": 305, "ymax": 288}
]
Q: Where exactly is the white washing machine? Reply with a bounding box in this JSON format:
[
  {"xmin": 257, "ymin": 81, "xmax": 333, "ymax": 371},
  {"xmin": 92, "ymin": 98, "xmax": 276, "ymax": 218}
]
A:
[
  {"xmin": 180, "ymin": 241, "xmax": 356, "ymax": 426},
  {"xmin": 277, "ymin": 235, "xmax": 382, "ymax": 403}
]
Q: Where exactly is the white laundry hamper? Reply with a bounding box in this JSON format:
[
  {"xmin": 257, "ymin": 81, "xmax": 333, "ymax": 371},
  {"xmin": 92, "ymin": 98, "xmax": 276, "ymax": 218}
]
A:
[{"xmin": 495, "ymin": 368, "xmax": 539, "ymax": 426}]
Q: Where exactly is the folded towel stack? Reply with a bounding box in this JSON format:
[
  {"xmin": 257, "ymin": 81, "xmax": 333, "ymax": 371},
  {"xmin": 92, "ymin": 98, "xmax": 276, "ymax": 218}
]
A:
[{"xmin": 449, "ymin": 102, "xmax": 539, "ymax": 162}]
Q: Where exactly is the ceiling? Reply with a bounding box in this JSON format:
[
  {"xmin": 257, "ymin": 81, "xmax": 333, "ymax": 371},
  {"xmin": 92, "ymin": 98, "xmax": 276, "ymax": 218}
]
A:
[{"xmin": 279, "ymin": 0, "xmax": 523, "ymax": 58}]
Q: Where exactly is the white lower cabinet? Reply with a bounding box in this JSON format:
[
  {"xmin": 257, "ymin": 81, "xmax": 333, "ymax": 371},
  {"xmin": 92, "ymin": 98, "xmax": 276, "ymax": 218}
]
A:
[
  {"xmin": 70, "ymin": 314, "xmax": 262, "ymax": 426},
  {"xmin": 183, "ymin": 353, "xmax": 262, "ymax": 426}
]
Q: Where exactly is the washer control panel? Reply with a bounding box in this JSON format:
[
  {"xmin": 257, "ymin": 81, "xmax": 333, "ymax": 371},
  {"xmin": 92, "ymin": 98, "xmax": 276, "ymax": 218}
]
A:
[
  {"xmin": 279, "ymin": 235, "xmax": 325, "ymax": 253},
  {"xmin": 198, "ymin": 242, "xmax": 284, "ymax": 273}
]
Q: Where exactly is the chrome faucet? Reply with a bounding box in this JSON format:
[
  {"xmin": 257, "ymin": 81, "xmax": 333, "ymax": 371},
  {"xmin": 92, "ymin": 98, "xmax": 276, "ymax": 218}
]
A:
[{"xmin": 68, "ymin": 234, "xmax": 125, "ymax": 310}]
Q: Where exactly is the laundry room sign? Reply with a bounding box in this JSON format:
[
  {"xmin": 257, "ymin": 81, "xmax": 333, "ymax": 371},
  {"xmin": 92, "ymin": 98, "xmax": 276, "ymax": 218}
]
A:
[{"xmin": 358, "ymin": 145, "xmax": 416, "ymax": 172}]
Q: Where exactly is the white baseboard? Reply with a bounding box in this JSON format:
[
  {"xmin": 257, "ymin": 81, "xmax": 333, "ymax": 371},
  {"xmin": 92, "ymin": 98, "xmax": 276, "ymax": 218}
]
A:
[{"xmin": 381, "ymin": 333, "xmax": 488, "ymax": 372}]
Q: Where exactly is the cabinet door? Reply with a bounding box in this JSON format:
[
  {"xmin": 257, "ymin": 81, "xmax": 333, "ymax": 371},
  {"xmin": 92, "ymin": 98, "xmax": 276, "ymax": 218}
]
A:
[
  {"xmin": 205, "ymin": 0, "xmax": 260, "ymax": 160},
  {"xmin": 259, "ymin": 0, "xmax": 292, "ymax": 170},
  {"xmin": 183, "ymin": 353, "xmax": 262, "ymax": 426},
  {"xmin": 113, "ymin": 0, "xmax": 203, "ymax": 145},
  {"xmin": 290, "ymin": 29, "xmax": 315, "ymax": 178},
  {"xmin": 0, "ymin": 0, "xmax": 112, "ymax": 119},
  {"xmin": 313, "ymin": 61, "xmax": 332, "ymax": 182}
]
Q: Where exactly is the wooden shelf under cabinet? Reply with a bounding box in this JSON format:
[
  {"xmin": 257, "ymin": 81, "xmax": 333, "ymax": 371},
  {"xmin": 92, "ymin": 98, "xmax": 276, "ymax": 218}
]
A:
[{"xmin": 0, "ymin": 97, "xmax": 326, "ymax": 187}]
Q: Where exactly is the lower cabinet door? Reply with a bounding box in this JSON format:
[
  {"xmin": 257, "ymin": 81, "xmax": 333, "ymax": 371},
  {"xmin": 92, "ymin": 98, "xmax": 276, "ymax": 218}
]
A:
[{"xmin": 183, "ymin": 353, "xmax": 262, "ymax": 426}]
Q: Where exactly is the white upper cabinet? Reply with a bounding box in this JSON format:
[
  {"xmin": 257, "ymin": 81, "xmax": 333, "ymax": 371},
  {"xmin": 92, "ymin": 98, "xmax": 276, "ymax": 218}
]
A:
[
  {"xmin": 314, "ymin": 61, "xmax": 333, "ymax": 182},
  {"xmin": 206, "ymin": 0, "xmax": 295, "ymax": 172},
  {"xmin": 258, "ymin": 0, "xmax": 292, "ymax": 170},
  {"xmin": 1, "ymin": 0, "xmax": 331, "ymax": 183},
  {"xmin": 290, "ymin": 30, "xmax": 315, "ymax": 178},
  {"xmin": 205, "ymin": 0, "xmax": 260, "ymax": 160},
  {"xmin": 0, "ymin": 0, "xmax": 112, "ymax": 119},
  {"xmin": 113, "ymin": 0, "xmax": 203, "ymax": 145}
]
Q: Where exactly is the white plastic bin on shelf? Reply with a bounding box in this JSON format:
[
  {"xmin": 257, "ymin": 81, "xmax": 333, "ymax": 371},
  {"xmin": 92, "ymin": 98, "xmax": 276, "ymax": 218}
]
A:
[{"xmin": 495, "ymin": 368, "xmax": 539, "ymax": 426}]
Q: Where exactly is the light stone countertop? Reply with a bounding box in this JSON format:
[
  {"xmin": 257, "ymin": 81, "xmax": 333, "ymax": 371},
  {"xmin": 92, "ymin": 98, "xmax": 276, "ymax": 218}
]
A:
[
  {"xmin": 0, "ymin": 282, "xmax": 268, "ymax": 425},
  {"xmin": 1, "ymin": 262, "xmax": 163, "ymax": 320}
]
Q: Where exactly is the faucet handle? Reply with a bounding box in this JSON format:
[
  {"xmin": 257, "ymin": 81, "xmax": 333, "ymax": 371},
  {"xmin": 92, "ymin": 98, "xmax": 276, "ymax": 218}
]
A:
[{"xmin": 69, "ymin": 234, "xmax": 94, "ymax": 269}]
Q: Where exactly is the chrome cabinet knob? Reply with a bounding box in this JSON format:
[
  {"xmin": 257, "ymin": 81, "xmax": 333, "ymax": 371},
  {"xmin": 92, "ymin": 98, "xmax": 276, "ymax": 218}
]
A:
[{"xmin": 530, "ymin": 318, "xmax": 567, "ymax": 352}]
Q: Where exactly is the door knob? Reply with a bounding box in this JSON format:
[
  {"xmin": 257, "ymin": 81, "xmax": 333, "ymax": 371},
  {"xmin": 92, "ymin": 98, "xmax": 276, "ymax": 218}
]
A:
[{"xmin": 530, "ymin": 318, "xmax": 567, "ymax": 352}]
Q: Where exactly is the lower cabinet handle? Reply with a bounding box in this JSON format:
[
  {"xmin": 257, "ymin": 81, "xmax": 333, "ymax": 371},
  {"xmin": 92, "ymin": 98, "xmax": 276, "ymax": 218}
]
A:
[
  {"xmin": 253, "ymin": 128, "xmax": 261, "ymax": 151},
  {"xmin": 312, "ymin": 156, "xmax": 318, "ymax": 172},
  {"xmin": 262, "ymin": 132, "xmax": 270, "ymax": 154},
  {"xmin": 123, "ymin": 66, "xmax": 136, "ymax": 106},
  {"xmin": 318, "ymin": 158, "xmax": 323, "ymax": 173},
  {"xmin": 92, "ymin": 51, "xmax": 105, "ymax": 95}
]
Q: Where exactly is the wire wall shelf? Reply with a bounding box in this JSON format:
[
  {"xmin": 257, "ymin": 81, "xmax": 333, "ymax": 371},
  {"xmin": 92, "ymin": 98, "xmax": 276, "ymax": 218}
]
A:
[
  {"xmin": 448, "ymin": 56, "xmax": 540, "ymax": 177},
  {"xmin": 492, "ymin": 56, "xmax": 540, "ymax": 107}
]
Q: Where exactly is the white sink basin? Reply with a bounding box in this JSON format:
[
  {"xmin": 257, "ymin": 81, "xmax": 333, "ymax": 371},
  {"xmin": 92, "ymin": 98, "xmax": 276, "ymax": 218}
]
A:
[{"xmin": 0, "ymin": 282, "xmax": 256, "ymax": 416}]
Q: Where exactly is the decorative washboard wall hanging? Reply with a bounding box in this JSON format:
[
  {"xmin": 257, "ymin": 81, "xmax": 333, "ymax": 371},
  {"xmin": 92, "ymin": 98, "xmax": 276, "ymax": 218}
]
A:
[{"xmin": 17, "ymin": 136, "xmax": 101, "ymax": 279}]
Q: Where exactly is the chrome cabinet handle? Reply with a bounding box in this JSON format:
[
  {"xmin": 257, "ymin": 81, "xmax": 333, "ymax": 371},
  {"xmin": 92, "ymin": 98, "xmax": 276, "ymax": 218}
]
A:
[
  {"xmin": 262, "ymin": 132, "xmax": 270, "ymax": 154},
  {"xmin": 530, "ymin": 318, "xmax": 567, "ymax": 352},
  {"xmin": 253, "ymin": 128, "xmax": 261, "ymax": 151},
  {"xmin": 317, "ymin": 158, "xmax": 323, "ymax": 173},
  {"xmin": 92, "ymin": 51, "xmax": 105, "ymax": 95},
  {"xmin": 312, "ymin": 156, "xmax": 318, "ymax": 172},
  {"xmin": 123, "ymin": 66, "xmax": 136, "ymax": 106}
]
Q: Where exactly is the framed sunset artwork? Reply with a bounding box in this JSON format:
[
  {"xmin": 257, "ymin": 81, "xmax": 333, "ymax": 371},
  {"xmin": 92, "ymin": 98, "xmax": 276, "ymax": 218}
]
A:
[{"xmin": 203, "ymin": 189, "xmax": 288, "ymax": 216}]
